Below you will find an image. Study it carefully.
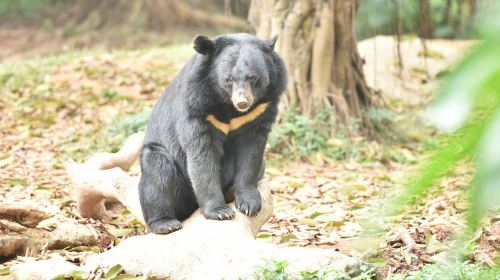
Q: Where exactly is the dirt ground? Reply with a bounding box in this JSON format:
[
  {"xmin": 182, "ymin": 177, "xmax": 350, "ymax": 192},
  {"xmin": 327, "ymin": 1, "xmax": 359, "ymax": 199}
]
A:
[
  {"xmin": 0, "ymin": 32, "xmax": 498, "ymax": 278},
  {"xmin": 358, "ymin": 35, "xmax": 474, "ymax": 108}
]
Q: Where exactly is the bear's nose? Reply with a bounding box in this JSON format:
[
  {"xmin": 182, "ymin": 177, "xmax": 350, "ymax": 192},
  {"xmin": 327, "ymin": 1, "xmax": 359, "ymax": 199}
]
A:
[{"xmin": 236, "ymin": 101, "xmax": 249, "ymax": 109}]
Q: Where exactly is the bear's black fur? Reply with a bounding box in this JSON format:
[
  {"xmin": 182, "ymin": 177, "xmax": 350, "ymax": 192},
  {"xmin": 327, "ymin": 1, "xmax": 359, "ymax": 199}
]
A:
[{"xmin": 139, "ymin": 33, "xmax": 287, "ymax": 234}]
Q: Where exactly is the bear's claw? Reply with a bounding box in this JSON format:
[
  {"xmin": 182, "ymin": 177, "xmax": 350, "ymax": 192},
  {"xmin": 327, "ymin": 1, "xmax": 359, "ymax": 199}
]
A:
[
  {"xmin": 235, "ymin": 188, "xmax": 262, "ymax": 217},
  {"xmin": 202, "ymin": 205, "xmax": 235, "ymax": 220},
  {"xmin": 149, "ymin": 218, "xmax": 182, "ymax": 234}
]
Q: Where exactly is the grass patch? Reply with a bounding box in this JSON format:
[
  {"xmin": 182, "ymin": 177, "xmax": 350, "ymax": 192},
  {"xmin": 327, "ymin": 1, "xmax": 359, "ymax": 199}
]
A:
[
  {"xmin": 253, "ymin": 259, "xmax": 375, "ymax": 280},
  {"xmin": 391, "ymin": 263, "xmax": 500, "ymax": 280},
  {"xmin": 268, "ymin": 105, "xmax": 418, "ymax": 165}
]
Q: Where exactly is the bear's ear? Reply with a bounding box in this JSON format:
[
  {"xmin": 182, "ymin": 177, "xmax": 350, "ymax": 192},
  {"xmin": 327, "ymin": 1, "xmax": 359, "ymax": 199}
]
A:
[
  {"xmin": 265, "ymin": 35, "xmax": 278, "ymax": 50},
  {"xmin": 193, "ymin": 35, "xmax": 215, "ymax": 55}
]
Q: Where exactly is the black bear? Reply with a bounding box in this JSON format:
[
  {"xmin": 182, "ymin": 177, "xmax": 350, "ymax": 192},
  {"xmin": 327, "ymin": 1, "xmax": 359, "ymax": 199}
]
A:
[{"xmin": 139, "ymin": 33, "xmax": 287, "ymax": 234}]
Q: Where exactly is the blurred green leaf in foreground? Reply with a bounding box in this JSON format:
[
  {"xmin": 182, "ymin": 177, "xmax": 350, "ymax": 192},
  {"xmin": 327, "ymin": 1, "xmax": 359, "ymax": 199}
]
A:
[{"xmin": 395, "ymin": 32, "xmax": 500, "ymax": 236}]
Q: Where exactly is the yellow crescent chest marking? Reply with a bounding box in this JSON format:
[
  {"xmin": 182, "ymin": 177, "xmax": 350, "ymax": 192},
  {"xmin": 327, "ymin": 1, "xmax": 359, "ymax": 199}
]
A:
[
  {"xmin": 229, "ymin": 102, "xmax": 269, "ymax": 131},
  {"xmin": 206, "ymin": 115, "xmax": 229, "ymax": 134},
  {"xmin": 206, "ymin": 102, "xmax": 269, "ymax": 135}
]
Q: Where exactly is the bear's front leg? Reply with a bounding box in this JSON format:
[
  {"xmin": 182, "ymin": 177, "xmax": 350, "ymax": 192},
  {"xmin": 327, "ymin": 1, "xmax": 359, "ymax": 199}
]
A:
[
  {"xmin": 180, "ymin": 121, "xmax": 235, "ymax": 221},
  {"xmin": 233, "ymin": 128, "xmax": 268, "ymax": 216}
]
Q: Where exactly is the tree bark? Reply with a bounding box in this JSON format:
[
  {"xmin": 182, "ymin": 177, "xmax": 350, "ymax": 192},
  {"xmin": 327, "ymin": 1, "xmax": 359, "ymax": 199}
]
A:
[
  {"xmin": 224, "ymin": 0, "xmax": 233, "ymax": 16},
  {"xmin": 453, "ymin": 0, "xmax": 465, "ymax": 36},
  {"xmin": 392, "ymin": 0, "xmax": 404, "ymax": 70},
  {"xmin": 419, "ymin": 0, "xmax": 433, "ymax": 38},
  {"xmin": 441, "ymin": 0, "xmax": 452, "ymax": 25},
  {"xmin": 249, "ymin": 0, "xmax": 381, "ymax": 134}
]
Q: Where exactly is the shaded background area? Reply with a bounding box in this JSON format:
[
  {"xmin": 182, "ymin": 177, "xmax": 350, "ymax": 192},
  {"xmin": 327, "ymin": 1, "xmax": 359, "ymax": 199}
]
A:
[
  {"xmin": 0, "ymin": 0, "xmax": 252, "ymax": 61},
  {"xmin": 0, "ymin": 0, "xmax": 487, "ymax": 61}
]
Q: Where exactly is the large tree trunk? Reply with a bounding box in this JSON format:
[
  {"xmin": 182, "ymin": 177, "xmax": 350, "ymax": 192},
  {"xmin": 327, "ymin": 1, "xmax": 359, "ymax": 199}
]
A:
[{"xmin": 249, "ymin": 0, "xmax": 381, "ymax": 135}]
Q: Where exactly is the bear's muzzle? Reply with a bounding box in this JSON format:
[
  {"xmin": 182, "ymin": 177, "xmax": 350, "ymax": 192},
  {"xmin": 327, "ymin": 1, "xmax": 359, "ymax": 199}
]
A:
[{"xmin": 231, "ymin": 82, "xmax": 254, "ymax": 112}]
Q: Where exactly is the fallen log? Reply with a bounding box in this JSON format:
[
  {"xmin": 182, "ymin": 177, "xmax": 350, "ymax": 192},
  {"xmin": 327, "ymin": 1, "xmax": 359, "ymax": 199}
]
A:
[
  {"xmin": 0, "ymin": 202, "xmax": 54, "ymax": 228},
  {"xmin": 12, "ymin": 132, "xmax": 363, "ymax": 279},
  {"xmin": 0, "ymin": 202, "xmax": 100, "ymax": 258}
]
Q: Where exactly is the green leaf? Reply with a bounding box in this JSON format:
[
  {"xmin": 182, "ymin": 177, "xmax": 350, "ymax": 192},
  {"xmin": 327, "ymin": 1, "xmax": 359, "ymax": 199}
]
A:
[
  {"xmin": 112, "ymin": 274, "xmax": 142, "ymax": 280},
  {"xmin": 7, "ymin": 178, "xmax": 27, "ymax": 187},
  {"xmin": 70, "ymin": 270, "xmax": 88, "ymax": 280},
  {"xmin": 308, "ymin": 211, "xmax": 321, "ymax": 219},
  {"xmin": 478, "ymin": 109, "xmax": 500, "ymax": 172},
  {"xmin": 366, "ymin": 257, "xmax": 387, "ymax": 268},
  {"xmin": 431, "ymin": 35, "xmax": 500, "ymax": 131},
  {"xmin": 108, "ymin": 228, "xmax": 134, "ymax": 238},
  {"xmin": 58, "ymin": 196, "xmax": 73, "ymax": 206},
  {"xmin": 468, "ymin": 109, "xmax": 500, "ymax": 229},
  {"xmin": 279, "ymin": 234, "xmax": 297, "ymax": 244},
  {"xmin": 288, "ymin": 181, "xmax": 304, "ymax": 189},
  {"xmin": 390, "ymin": 117, "xmax": 488, "ymax": 215},
  {"xmin": 105, "ymin": 264, "xmax": 124, "ymax": 279},
  {"xmin": 299, "ymin": 218, "xmax": 318, "ymax": 226},
  {"xmin": 0, "ymin": 265, "xmax": 10, "ymax": 276}
]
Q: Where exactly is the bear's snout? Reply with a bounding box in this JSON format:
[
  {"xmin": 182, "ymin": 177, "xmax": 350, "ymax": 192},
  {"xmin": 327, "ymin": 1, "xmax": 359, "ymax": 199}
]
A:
[
  {"xmin": 236, "ymin": 100, "xmax": 249, "ymax": 110},
  {"xmin": 231, "ymin": 82, "xmax": 254, "ymax": 112}
]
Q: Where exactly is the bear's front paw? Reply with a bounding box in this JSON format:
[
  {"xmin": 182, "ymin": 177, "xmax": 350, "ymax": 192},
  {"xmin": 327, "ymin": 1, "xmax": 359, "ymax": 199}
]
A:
[
  {"xmin": 235, "ymin": 188, "xmax": 262, "ymax": 216},
  {"xmin": 202, "ymin": 205, "xmax": 235, "ymax": 220},
  {"xmin": 148, "ymin": 217, "xmax": 182, "ymax": 234}
]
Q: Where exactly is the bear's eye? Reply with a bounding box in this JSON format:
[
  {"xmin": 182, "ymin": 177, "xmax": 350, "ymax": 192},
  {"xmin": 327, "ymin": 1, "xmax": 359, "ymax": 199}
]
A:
[
  {"xmin": 246, "ymin": 75, "xmax": 257, "ymax": 82},
  {"xmin": 225, "ymin": 76, "xmax": 234, "ymax": 84}
]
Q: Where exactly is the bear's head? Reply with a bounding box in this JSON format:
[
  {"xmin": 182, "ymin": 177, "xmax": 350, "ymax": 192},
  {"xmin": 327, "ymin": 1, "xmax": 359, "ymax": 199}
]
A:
[{"xmin": 193, "ymin": 33, "xmax": 285, "ymax": 112}]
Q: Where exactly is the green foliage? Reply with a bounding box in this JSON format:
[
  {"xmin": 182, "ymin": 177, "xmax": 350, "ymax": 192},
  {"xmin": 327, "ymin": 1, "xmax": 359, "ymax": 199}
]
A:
[
  {"xmin": 391, "ymin": 33, "xmax": 500, "ymax": 236},
  {"xmin": 268, "ymin": 106, "xmax": 341, "ymax": 160},
  {"xmin": 391, "ymin": 262, "xmax": 500, "ymax": 280},
  {"xmin": 267, "ymin": 106, "xmax": 410, "ymax": 163},
  {"xmin": 0, "ymin": 265, "xmax": 9, "ymax": 276},
  {"xmin": 51, "ymin": 269, "xmax": 88, "ymax": 280},
  {"xmin": 268, "ymin": 106, "xmax": 359, "ymax": 160},
  {"xmin": 105, "ymin": 109, "xmax": 150, "ymax": 140},
  {"xmin": 254, "ymin": 260, "xmax": 290, "ymax": 280},
  {"xmin": 356, "ymin": 0, "xmax": 494, "ymax": 39},
  {"xmin": 253, "ymin": 259, "xmax": 375, "ymax": 280},
  {"xmin": 50, "ymin": 265, "xmax": 147, "ymax": 280},
  {"xmin": 104, "ymin": 264, "xmax": 124, "ymax": 279},
  {"xmin": 0, "ymin": 0, "xmax": 68, "ymax": 21},
  {"xmin": 77, "ymin": 108, "xmax": 150, "ymax": 157}
]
